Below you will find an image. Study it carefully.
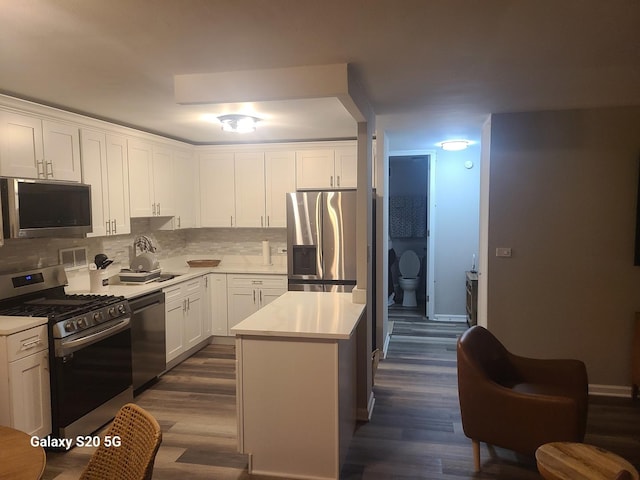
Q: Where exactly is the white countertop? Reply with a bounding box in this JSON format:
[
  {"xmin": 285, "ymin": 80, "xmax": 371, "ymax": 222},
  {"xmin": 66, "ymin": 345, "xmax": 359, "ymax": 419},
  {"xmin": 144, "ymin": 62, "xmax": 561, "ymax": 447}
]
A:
[
  {"xmin": 231, "ymin": 291, "xmax": 365, "ymax": 340},
  {"xmin": 0, "ymin": 316, "xmax": 48, "ymax": 336},
  {"xmin": 65, "ymin": 254, "xmax": 287, "ymax": 300},
  {"xmin": 0, "ymin": 255, "xmax": 287, "ymax": 334}
]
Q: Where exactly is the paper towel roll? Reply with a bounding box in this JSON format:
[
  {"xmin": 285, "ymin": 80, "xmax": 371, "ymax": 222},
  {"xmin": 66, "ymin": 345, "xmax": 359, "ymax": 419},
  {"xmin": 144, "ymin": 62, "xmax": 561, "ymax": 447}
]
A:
[{"xmin": 262, "ymin": 240, "xmax": 271, "ymax": 266}]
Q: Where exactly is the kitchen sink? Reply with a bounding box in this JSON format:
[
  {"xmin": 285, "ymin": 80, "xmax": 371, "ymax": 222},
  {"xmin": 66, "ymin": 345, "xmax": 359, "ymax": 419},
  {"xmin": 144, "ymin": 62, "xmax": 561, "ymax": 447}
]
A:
[{"xmin": 157, "ymin": 273, "xmax": 181, "ymax": 282}]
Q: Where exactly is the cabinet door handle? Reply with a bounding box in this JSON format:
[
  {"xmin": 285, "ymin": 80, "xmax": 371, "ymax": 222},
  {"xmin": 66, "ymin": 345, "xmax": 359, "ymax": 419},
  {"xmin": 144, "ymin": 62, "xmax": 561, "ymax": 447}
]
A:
[
  {"xmin": 157, "ymin": 202, "xmax": 161, "ymax": 215},
  {"xmin": 183, "ymin": 299, "xmax": 187, "ymax": 312},
  {"xmin": 261, "ymin": 216, "xmax": 264, "ymax": 227},
  {"xmin": 259, "ymin": 290, "xmax": 263, "ymax": 304},
  {"xmin": 112, "ymin": 219, "xmax": 117, "ymax": 234},
  {"xmin": 106, "ymin": 221, "xmax": 111, "ymax": 235},
  {"xmin": 253, "ymin": 290, "xmax": 256, "ymax": 304},
  {"xmin": 337, "ymin": 175, "xmax": 341, "ymax": 187},
  {"xmin": 46, "ymin": 160, "xmax": 54, "ymax": 177},
  {"xmin": 230, "ymin": 216, "xmax": 233, "ymax": 227},
  {"xmin": 152, "ymin": 203, "xmax": 156, "ymax": 216},
  {"xmin": 330, "ymin": 175, "xmax": 333, "ymax": 187},
  {"xmin": 177, "ymin": 216, "xmax": 181, "ymax": 228},
  {"xmin": 267, "ymin": 216, "xmax": 270, "ymax": 227},
  {"xmin": 21, "ymin": 337, "xmax": 42, "ymax": 350},
  {"xmin": 37, "ymin": 160, "xmax": 45, "ymax": 178}
]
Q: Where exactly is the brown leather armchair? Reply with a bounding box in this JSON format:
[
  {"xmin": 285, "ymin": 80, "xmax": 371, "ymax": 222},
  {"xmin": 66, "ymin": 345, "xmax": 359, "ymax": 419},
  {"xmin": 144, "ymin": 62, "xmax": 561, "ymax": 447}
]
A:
[{"xmin": 457, "ymin": 326, "xmax": 588, "ymax": 471}]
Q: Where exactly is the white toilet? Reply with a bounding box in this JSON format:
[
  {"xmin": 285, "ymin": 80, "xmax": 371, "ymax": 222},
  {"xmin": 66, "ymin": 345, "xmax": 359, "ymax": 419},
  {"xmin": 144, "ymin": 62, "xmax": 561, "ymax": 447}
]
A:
[{"xmin": 398, "ymin": 250, "xmax": 420, "ymax": 307}]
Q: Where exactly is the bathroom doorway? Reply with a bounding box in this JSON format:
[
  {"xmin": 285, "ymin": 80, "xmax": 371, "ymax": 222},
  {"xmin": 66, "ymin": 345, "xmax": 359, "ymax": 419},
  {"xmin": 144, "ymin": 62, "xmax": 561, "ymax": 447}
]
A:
[{"xmin": 388, "ymin": 154, "xmax": 433, "ymax": 320}]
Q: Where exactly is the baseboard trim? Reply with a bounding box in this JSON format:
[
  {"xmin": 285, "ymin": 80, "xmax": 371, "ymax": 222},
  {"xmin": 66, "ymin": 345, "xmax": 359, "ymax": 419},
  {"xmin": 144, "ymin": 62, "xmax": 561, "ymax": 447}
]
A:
[
  {"xmin": 433, "ymin": 314, "xmax": 467, "ymax": 323},
  {"xmin": 382, "ymin": 332, "xmax": 391, "ymax": 359},
  {"xmin": 210, "ymin": 335, "xmax": 235, "ymax": 345},
  {"xmin": 589, "ymin": 384, "xmax": 632, "ymax": 398},
  {"xmin": 357, "ymin": 392, "xmax": 375, "ymax": 422}
]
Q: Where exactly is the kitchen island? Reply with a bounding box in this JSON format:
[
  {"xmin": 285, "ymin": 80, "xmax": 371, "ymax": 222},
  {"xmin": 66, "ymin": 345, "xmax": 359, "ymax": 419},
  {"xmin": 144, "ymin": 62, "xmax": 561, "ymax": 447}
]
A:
[{"xmin": 232, "ymin": 291, "xmax": 365, "ymax": 480}]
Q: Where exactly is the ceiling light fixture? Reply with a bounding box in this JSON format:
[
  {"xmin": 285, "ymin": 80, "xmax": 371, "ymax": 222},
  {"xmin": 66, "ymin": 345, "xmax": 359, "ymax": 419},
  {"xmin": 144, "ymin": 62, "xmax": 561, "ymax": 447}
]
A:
[
  {"xmin": 218, "ymin": 114, "xmax": 260, "ymax": 133},
  {"xmin": 439, "ymin": 140, "xmax": 471, "ymax": 151}
]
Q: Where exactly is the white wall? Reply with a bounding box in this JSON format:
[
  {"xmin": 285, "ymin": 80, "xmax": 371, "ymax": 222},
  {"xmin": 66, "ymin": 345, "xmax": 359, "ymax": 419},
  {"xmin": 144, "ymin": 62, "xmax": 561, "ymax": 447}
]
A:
[
  {"xmin": 433, "ymin": 146, "xmax": 481, "ymax": 317},
  {"xmin": 486, "ymin": 106, "xmax": 640, "ymax": 388}
]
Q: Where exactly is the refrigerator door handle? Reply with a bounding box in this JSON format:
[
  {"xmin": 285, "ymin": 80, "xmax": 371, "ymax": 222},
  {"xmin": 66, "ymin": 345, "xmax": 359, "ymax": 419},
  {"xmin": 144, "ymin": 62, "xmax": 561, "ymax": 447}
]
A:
[{"xmin": 316, "ymin": 194, "xmax": 323, "ymax": 279}]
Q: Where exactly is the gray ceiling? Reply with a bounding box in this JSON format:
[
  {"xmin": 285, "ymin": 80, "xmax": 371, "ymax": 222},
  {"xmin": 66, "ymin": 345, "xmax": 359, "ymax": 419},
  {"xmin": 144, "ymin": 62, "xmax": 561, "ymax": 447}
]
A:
[{"xmin": 1, "ymin": 1, "xmax": 639, "ymax": 151}]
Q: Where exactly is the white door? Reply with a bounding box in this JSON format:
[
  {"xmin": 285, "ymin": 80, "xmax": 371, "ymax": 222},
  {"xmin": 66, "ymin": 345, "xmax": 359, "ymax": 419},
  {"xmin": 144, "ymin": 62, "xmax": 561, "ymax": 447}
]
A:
[
  {"xmin": 0, "ymin": 111, "xmax": 43, "ymax": 178},
  {"xmin": 184, "ymin": 291, "xmax": 204, "ymax": 349},
  {"xmin": 80, "ymin": 130, "xmax": 109, "ymax": 237},
  {"xmin": 208, "ymin": 274, "xmax": 229, "ymax": 336},
  {"xmin": 334, "ymin": 147, "xmax": 358, "ymax": 188},
  {"xmin": 9, "ymin": 350, "xmax": 51, "ymax": 437},
  {"xmin": 200, "ymin": 152, "xmax": 235, "ymax": 227},
  {"xmin": 42, "ymin": 120, "xmax": 81, "ymax": 181},
  {"xmin": 105, "ymin": 134, "xmax": 131, "ymax": 235},
  {"xmin": 259, "ymin": 288, "xmax": 285, "ymax": 308},
  {"xmin": 165, "ymin": 297, "xmax": 185, "ymax": 363},
  {"xmin": 128, "ymin": 139, "xmax": 155, "ymax": 217},
  {"xmin": 296, "ymin": 149, "xmax": 335, "ymax": 189},
  {"xmin": 235, "ymin": 152, "xmax": 265, "ymax": 227},
  {"xmin": 152, "ymin": 146, "xmax": 175, "ymax": 216},
  {"xmin": 173, "ymin": 150, "xmax": 197, "ymax": 229},
  {"xmin": 227, "ymin": 287, "xmax": 259, "ymax": 330},
  {"xmin": 265, "ymin": 151, "xmax": 296, "ymax": 227}
]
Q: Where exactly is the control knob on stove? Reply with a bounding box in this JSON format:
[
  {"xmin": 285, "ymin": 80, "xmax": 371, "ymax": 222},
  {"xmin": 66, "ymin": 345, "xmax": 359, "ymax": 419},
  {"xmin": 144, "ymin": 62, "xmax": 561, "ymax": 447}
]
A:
[
  {"xmin": 64, "ymin": 321, "xmax": 77, "ymax": 332},
  {"xmin": 117, "ymin": 304, "xmax": 127, "ymax": 315},
  {"xmin": 93, "ymin": 311, "xmax": 104, "ymax": 322},
  {"xmin": 108, "ymin": 306, "xmax": 116, "ymax": 317},
  {"xmin": 77, "ymin": 317, "xmax": 87, "ymax": 328}
]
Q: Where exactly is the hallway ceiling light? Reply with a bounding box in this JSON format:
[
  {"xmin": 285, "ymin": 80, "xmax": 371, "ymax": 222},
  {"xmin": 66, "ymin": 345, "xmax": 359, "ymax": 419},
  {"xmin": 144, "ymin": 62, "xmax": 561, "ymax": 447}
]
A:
[
  {"xmin": 218, "ymin": 114, "xmax": 260, "ymax": 133},
  {"xmin": 439, "ymin": 140, "xmax": 470, "ymax": 151}
]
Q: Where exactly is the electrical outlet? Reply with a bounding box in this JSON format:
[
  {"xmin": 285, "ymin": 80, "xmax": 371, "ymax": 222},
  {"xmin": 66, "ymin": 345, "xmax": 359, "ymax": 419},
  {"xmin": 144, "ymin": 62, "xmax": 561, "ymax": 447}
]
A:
[{"xmin": 496, "ymin": 247, "xmax": 512, "ymax": 257}]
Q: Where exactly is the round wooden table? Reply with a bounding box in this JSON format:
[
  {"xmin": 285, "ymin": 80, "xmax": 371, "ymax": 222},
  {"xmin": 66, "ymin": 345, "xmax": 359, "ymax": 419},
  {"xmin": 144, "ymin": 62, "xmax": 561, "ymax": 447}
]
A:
[
  {"xmin": 536, "ymin": 442, "xmax": 639, "ymax": 480},
  {"xmin": 0, "ymin": 426, "xmax": 46, "ymax": 480}
]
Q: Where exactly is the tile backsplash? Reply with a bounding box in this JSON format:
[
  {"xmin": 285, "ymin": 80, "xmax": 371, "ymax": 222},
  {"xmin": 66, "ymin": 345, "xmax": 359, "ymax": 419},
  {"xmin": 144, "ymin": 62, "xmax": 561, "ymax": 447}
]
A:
[{"xmin": 0, "ymin": 220, "xmax": 286, "ymax": 273}]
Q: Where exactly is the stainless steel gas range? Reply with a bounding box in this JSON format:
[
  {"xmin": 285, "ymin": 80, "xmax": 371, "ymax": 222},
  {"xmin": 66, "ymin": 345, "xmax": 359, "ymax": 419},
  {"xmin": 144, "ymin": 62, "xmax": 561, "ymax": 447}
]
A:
[{"xmin": 0, "ymin": 265, "xmax": 133, "ymax": 443}]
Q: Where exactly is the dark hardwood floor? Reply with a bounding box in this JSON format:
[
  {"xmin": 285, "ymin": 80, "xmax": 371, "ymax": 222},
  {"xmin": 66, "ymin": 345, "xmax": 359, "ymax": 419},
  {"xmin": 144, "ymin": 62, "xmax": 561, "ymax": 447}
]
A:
[{"xmin": 43, "ymin": 309, "xmax": 640, "ymax": 479}]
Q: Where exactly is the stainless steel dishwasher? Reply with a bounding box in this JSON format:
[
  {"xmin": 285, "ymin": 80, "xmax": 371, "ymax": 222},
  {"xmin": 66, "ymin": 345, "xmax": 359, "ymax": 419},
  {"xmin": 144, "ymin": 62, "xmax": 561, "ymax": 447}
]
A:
[{"xmin": 129, "ymin": 290, "xmax": 166, "ymax": 394}]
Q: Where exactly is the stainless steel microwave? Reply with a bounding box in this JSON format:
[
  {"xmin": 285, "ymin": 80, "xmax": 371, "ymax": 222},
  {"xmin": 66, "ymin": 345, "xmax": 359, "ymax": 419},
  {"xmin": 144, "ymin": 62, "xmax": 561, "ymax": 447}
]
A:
[{"xmin": 0, "ymin": 178, "xmax": 92, "ymax": 240}]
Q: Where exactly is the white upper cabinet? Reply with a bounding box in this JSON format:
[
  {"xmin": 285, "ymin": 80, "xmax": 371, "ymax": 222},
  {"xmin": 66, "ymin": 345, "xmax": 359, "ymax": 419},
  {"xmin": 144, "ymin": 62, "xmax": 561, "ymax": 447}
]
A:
[
  {"xmin": 296, "ymin": 149, "xmax": 335, "ymax": 190},
  {"xmin": 105, "ymin": 135, "xmax": 131, "ymax": 235},
  {"xmin": 0, "ymin": 111, "xmax": 80, "ymax": 181},
  {"xmin": 0, "ymin": 111, "xmax": 43, "ymax": 178},
  {"xmin": 42, "ymin": 120, "xmax": 82, "ymax": 181},
  {"xmin": 235, "ymin": 152, "xmax": 266, "ymax": 228},
  {"xmin": 200, "ymin": 149, "xmax": 296, "ymax": 229},
  {"xmin": 334, "ymin": 146, "xmax": 358, "ymax": 188},
  {"xmin": 295, "ymin": 145, "xmax": 358, "ymax": 190},
  {"xmin": 128, "ymin": 139, "xmax": 176, "ymax": 218},
  {"xmin": 200, "ymin": 152, "xmax": 236, "ymax": 227},
  {"xmin": 81, "ymin": 130, "xmax": 131, "ymax": 237},
  {"xmin": 81, "ymin": 129, "xmax": 108, "ymax": 237},
  {"xmin": 127, "ymin": 139, "xmax": 154, "ymax": 217},
  {"xmin": 265, "ymin": 151, "xmax": 296, "ymax": 228},
  {"xmin": 172, "ymin": 149, "xmax": 197, "ymax": 229},
  {"xmin": 151, "ymin": 145, "xmax": 175, "ymax": 217}
]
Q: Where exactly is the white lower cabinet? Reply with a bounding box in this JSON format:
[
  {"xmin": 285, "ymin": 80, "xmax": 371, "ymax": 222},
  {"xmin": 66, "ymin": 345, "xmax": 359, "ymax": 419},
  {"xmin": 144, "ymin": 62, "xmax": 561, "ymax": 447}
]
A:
[
  {"xmin": 164, "ymin": 277, "xmax": 205, "ymax": 364},
  {"xmin": 205, "ymin": 273, "xmax": 229, "ymax": 336},
  {"xmin": 0, "ymin": 324, "xmax": 51, "ymax": 437},
  {"xmin": 227, "ymin": 274, "xmax": 287, "ymax": 332}
]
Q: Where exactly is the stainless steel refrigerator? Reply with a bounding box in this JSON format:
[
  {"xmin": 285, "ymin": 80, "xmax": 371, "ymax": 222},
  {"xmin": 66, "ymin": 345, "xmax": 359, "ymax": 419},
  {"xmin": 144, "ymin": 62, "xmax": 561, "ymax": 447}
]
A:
[{"xmin": 286, "ymin": 190, "xmax": 357, "ymax": 292}]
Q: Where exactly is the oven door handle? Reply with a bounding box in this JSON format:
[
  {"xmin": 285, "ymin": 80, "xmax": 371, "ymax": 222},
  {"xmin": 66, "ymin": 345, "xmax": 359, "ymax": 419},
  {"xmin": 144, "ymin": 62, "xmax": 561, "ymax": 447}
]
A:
[{"xmin": 56, "ymin": 317, "xmax": 131, "ymax": 357}]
